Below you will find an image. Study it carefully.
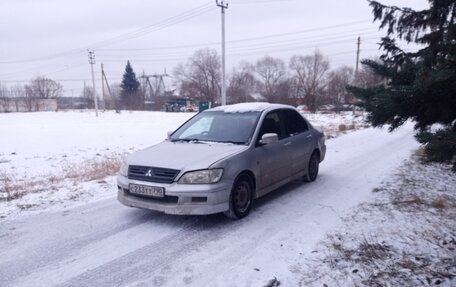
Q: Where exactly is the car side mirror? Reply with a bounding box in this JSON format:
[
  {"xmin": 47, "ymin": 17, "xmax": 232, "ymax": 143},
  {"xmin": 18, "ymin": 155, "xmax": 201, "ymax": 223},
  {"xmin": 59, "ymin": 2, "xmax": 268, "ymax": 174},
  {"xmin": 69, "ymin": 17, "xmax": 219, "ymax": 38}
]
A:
[
  {"xmin": 260, "ymin": 133, "xmax": 278, "ymax": 145},
  {"xmin": 167, "ymin": 131, "xmax": 173, "ymax": 140}
]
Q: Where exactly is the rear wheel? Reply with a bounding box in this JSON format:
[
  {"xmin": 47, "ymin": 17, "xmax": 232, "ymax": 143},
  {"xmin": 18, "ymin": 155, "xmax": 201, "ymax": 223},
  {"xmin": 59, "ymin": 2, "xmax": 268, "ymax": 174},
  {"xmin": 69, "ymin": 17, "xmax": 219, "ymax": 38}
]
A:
[
  {"xmin": 224, "ymin": 175, "xmax": 253, "ymax": 219},
  {"xmin": 304, "ymin": 151, "xmax": 320, "ymax": 182}
]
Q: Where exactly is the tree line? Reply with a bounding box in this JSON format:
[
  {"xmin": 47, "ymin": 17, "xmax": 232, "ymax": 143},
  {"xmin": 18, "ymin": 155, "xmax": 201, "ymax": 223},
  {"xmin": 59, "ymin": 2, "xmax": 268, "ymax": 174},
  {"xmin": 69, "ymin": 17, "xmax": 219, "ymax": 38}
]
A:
[
  {"xmin": 1, "ymin": 50, "xmax": 382, "ymax": 112},
  {"xmin": 0, "ymin": 77, "xmax": 63, "ymax": 112},
  {"xmin": 118, "ymin": 49, "xmax": 383, "ymax": 111}
]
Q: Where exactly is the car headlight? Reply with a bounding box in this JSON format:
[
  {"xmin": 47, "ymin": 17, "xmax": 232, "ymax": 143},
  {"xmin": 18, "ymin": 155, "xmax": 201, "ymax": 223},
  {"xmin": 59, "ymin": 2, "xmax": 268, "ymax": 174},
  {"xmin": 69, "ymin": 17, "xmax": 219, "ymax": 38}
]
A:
[
  {"xmin": 178, "ymin": 169, "xmax": 223, "ymax": 184},
  {"xmin": 119, "ymin": 160, "xmax": 129, "ymax": 177}
]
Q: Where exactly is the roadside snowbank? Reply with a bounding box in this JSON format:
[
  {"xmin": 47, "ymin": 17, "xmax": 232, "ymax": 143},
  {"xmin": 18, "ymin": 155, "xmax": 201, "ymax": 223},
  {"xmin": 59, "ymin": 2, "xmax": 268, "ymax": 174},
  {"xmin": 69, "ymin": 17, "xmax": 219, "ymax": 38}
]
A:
[{"xmin": 299, "ymin": 155, "xmax": 456, "ymax": 286}]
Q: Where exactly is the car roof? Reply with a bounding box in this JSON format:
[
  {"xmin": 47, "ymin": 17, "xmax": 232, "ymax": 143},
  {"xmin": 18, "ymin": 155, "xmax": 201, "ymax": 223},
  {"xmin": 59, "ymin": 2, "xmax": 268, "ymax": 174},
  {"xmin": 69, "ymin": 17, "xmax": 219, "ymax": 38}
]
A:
[{"xmin": 207, "ymin": 102, "xmax": 293, "ymax": 113}]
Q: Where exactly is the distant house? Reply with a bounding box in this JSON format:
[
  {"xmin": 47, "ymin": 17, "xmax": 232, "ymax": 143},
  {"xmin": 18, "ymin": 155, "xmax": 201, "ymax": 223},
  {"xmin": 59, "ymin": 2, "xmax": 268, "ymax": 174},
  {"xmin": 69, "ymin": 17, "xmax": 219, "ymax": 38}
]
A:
[{"xmin": 56, "ymin": 97, "xmax": 91, "ymax": 110}]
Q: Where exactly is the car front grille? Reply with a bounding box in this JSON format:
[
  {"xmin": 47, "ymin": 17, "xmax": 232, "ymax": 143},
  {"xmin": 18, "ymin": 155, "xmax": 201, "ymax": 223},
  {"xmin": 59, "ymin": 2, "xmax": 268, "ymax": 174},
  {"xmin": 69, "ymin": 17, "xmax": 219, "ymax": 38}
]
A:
[{"xmin": 128, "ymin": 165, "xmax": 180, "ymax": 184}]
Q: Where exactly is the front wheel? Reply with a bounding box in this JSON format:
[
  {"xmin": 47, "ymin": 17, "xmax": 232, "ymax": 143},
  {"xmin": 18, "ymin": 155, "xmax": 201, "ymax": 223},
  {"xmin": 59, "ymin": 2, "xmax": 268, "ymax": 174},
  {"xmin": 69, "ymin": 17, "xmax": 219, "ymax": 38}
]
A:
[
  {"xmin": 224, "ymin": 175, "xmax": 253, "ymax": 219},
  {"xmin": 304, "ymin": 152, "xmax": 320, "ymax": 182}
]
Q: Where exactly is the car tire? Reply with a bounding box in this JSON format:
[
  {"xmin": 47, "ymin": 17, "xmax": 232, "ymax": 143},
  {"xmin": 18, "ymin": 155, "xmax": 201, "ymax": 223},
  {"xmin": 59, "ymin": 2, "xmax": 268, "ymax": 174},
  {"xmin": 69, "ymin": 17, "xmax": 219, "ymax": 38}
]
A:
[
  {"xmin": 224, "ymin": 175, "xmax": 253, "ymax": 219},
  {"xmin": 304, "ymin": 151, "xmax": 320, "ymax": 182}
]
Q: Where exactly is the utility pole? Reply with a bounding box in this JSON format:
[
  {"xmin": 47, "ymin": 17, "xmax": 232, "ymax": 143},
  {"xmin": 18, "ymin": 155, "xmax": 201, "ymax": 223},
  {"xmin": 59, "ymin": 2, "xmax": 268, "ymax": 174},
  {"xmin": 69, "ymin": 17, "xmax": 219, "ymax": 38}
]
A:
[
  {"xmin": 216, "ymin": 0, "xmax": 228, "ymax": 106},
  {"xmin": 101, "ymin": 63, "xmax": 105, "ymax": 111},
  {"xmin": 101, "ymin": 65, "xmax": 117, "ymax": 112},
  {"xmin": 355, "ymin": 36, "xmax": 361, "ymax": 76},
  {"xmin": 88, "ymin": 50, "xmax": 99, "ymax": 117}
]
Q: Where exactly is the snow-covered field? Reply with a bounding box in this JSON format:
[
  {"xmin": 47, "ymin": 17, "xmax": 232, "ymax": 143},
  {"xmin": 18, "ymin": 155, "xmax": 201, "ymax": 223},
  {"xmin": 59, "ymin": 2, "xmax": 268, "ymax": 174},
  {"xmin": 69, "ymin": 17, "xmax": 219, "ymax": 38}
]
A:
[
  {"xmin": 0, "ymin": 110, "xmax": 193, "ymax": 179},
  {"xmin": 0, "ymin": 111, "xmax": 192, "ymax": 215},
  {"xmin": 0, "ymin": 110, "xmax": 453, "ymax": 286}
]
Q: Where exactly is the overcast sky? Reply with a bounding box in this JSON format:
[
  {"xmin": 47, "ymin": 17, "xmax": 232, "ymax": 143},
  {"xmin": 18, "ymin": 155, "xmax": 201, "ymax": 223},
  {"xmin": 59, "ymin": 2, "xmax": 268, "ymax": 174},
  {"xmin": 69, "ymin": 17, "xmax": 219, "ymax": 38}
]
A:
[{"xmin": 0, "ymin": 0, "xmax": 428, "ymax": 96}]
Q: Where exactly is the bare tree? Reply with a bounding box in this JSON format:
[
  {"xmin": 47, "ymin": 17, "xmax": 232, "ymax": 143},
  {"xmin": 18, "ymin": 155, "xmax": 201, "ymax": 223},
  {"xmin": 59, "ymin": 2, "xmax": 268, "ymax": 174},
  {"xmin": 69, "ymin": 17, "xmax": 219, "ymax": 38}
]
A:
[
  {"xmin": 326, "ymin": 66, "xmax": 354, "ymax": 111},
  {"xmin": 24, "ymin": 85, "xmax": 36, "ymax": 111},
  {"xmin": 25, "ymin": 76, "xmax": 63, "ymax": 99},
  {"xmin": 253, "ymin": 56, "xmax": 287, "ymax": 103},
  {"xmin": 0, "ymin": 83, "xmax": 10, "ymax": 112},
  {"xmin": 10, "ymin": 84, "xmax": 25, "ymax": 112},
  {"xmin": 354, "ymin": 64, "xmax": 384, "ymax": 88},
  {"xmin": 289, "ymin": 50, "xmax": 330, "ymax": 112},
  {"xmin": 275, "ymin": 78, "xmax": 295, "ymax": 105},
  {"xmin": 227, "ymin": 62, "xmax": 258, "ymax": 104},
  {"xmin": 110, "ymin": 84, "xmax": 122, "ymax": 103},
  {"xmin": 81, "ymin": 86, "xmax": 95, "ymax": 109},
  {"xmin": 108, "ymin": 83, "xmax": 122, "ymax": 113},
  {"xmin": 173, "ymin": 48, "xmax": 221, "ymax": 105}
]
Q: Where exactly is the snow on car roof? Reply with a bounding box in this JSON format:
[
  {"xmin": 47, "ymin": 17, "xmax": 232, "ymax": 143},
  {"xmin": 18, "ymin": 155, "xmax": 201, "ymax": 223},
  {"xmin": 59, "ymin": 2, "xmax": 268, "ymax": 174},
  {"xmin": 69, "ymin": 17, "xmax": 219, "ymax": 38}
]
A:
[{"xmin": 209, "ymin": 102, "xmax": 291, "ymax": 113}]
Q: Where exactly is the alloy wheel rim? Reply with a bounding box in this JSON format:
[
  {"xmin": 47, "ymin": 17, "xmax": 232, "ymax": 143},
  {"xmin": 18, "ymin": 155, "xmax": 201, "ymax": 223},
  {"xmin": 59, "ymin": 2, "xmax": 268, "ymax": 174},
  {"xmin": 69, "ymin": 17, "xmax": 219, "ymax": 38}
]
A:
[
  {"xmin": 309, "ymin": 156, "xmax": 318, "ymax": 179},
  {"xmin": 234, "ymin": 181, "xmax": 250, "ymax": 213}
]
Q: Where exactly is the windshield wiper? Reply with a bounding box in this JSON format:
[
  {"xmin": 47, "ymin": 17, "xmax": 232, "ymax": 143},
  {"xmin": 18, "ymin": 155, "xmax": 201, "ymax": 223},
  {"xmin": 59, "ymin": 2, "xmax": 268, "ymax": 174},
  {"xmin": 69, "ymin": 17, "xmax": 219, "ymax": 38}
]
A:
[
  {"xmin": 218, "ymin": 140, "xmax": 247, "ymax": 145},
  {"xmin": 171, "ymin": 138, "xmax": 206, "ymax": 144}
]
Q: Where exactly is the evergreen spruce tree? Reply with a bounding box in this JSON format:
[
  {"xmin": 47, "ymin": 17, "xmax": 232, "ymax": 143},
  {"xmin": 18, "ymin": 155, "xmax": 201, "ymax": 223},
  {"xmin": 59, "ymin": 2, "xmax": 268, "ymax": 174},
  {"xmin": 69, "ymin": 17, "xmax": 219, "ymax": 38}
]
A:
[
  {"xmin": 120, "ymin": 61, "xmax": 141, "ymax": 110},
  {"xmin": 349, "ymin": 0, "xmax": 456, "ymax": 170}
]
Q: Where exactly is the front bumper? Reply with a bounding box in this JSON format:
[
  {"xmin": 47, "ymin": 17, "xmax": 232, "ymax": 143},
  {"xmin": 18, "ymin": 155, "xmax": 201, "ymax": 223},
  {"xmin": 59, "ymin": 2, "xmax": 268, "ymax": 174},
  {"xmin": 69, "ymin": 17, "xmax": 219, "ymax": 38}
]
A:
[{"xmin": 117, "ymin": 175, "xmax": 231, "ymax": 215}]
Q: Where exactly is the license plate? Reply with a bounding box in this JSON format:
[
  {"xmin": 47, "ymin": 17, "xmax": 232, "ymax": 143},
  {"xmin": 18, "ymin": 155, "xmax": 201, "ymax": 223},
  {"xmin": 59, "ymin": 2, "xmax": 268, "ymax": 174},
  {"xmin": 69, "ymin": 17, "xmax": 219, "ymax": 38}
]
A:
[{"xmin": 129, "ymin": 184, "xmax": 164, "ymax": 198}]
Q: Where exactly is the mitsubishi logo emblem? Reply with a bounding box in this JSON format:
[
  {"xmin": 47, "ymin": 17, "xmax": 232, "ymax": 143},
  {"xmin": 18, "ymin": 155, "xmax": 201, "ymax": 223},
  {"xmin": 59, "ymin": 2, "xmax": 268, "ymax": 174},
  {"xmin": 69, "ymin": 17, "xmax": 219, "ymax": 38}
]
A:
[{"xmin": 145, "ymin": 169, "xmax": 153, "ymax": 177}]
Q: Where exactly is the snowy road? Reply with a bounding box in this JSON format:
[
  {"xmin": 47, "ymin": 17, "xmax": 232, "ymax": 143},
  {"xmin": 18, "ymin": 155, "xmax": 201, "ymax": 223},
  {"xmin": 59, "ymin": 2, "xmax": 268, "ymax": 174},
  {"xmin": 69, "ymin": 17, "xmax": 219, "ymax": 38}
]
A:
[{"xmin": 0, "ymin": 125, "xmax": 419, "ymax": 287}]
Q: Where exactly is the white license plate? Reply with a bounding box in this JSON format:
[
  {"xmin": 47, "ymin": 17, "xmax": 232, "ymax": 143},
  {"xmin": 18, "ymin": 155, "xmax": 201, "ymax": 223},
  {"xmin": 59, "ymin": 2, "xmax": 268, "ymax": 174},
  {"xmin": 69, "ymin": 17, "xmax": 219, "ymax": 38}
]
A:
[{"xmin": 129, "ymin": 184, "xmax": 164, "ymax": 198}]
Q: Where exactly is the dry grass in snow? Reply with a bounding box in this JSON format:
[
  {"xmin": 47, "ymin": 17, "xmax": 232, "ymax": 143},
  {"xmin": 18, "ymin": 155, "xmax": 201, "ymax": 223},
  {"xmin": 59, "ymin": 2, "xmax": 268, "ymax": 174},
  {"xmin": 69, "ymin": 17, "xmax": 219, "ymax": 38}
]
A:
[
  {"xmin": 305, "ymin": 112, "xmax": 368, "ymax": 139},
  {"xmin": 299, "ymin": 153, "xmax": 456, "ymax": 286},
  {"xmin": 1, "ymin": 153, "xmax": 122, "ymax": 201}
]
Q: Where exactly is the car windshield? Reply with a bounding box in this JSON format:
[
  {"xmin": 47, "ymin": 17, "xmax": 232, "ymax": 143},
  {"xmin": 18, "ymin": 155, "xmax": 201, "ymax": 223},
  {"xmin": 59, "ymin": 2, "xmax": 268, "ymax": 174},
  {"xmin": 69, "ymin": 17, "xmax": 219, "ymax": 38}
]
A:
[{"xmin": 170, "ymin": 111, "xmax": 261, "ymax": 144}]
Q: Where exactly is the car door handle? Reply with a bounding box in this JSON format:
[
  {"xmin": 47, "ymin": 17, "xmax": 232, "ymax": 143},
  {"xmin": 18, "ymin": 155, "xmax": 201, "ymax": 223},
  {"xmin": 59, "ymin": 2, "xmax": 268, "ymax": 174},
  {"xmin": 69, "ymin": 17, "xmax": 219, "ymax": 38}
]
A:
[
  {"xmin": 306, "ymin": 134, "xmax": 312, "ymax": 138},
  {"xmin": 284, "ymin": 142, "xmax": 292, "ymax": 147}
]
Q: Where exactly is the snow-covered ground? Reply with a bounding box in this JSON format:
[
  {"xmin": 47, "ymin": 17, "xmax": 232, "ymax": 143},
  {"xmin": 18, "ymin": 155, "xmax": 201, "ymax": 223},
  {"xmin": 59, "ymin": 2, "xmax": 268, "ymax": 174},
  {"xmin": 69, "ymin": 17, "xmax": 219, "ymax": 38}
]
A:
[
  {"xmin": 300, "ymin": 156, "xmax": 455, "ymax": 286},
  {"xmin": 1, "ymin": 110, "xmax": 452, "ymax": 287},
  {"xmin": 0, "ymin": 110, "xmax": 193, "ymax": 179}
]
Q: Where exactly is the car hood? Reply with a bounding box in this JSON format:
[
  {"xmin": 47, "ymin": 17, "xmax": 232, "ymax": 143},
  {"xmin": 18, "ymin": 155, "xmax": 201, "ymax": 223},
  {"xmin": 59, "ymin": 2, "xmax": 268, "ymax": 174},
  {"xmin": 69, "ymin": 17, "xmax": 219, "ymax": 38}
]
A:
[{"xmin": 127, "ymin": 141, "xmax": 247, "ymax": 171}]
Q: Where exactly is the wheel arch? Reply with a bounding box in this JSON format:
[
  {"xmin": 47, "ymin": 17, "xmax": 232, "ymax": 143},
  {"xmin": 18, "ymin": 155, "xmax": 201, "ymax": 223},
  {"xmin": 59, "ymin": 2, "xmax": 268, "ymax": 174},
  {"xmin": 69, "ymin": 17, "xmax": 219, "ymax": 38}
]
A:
[
  {"xmin": 312, "ymin": 148, "xmax": 321, "ymax": 160},
  {"xmin": 236, "ymin": 170, "xmax": 256, "ymax": 198}
]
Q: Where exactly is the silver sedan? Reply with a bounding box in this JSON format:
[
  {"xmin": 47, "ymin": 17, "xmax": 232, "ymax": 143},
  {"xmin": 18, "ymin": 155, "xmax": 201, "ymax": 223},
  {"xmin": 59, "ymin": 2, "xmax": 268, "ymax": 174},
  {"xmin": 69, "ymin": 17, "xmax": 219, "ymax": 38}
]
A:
[{"xmin": 117, "ymin": 103, "xmax": 326, "ymax": 219}]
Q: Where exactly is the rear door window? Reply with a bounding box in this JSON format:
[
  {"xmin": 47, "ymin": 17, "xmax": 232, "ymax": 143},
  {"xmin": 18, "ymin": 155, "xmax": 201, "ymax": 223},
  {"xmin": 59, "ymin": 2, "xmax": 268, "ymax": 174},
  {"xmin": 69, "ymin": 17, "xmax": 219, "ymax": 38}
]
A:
[{"xmin": 282, "ymin": 109, "xmax": 309, "ymax": 137}]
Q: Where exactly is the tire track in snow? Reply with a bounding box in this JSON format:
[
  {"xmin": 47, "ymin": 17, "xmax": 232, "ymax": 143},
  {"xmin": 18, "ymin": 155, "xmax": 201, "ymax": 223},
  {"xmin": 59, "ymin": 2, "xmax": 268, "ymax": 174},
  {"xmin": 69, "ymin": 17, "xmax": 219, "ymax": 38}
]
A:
[{"xmin": 0, "ymin": 203, "xmax": 192, "ymax": 286}]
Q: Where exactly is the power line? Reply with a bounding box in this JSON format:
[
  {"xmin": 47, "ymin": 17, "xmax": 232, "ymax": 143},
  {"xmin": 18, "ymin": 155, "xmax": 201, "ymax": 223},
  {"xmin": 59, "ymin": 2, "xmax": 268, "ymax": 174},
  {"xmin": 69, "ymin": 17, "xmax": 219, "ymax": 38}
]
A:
[
  {"xmin": 95, "ymin": 35, "xmax": 382, "ymax": 63},
  {"xmin": 97, "ymin": 19, "xmax": 374, "ymax": 53},
  {"xmin": 92, "ymin": 28, "xmax": 382, "ymax": 62},
  {"xmin": 231, "ymin": 0, "xmax": 295, "ymax": 4},
  {"xmin": 43, "ymin": 63, "xmax": 87, "ymax": 77},
  {"xmin": 96, "ymin": 26, "xmax": 380, "ymax": 57},
  {"xmin": 1, "ymin": 28, "xmax": 381, "ymax": 79},
  {"xmin": 90, "ymin": 3, "xmax": 215, "ymax": 48},
  {"xmin": 0, "ymin": 2, "xmax": 215, "ymax": 64}
]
